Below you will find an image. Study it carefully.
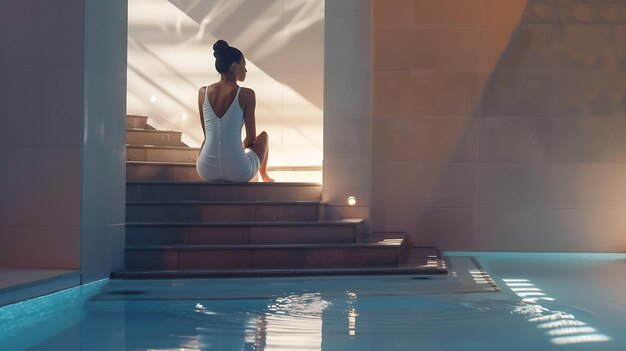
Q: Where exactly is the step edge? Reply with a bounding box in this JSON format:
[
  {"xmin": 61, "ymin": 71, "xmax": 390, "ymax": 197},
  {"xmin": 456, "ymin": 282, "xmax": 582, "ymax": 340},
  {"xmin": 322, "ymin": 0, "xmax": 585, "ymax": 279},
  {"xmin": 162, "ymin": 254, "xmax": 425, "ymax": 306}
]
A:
[
  {"xmin": 126, "ymin": 180, "xmax": 322, "ymax": 186},
  {"xmin": 126, "ymin": 241, "xmax": 405, "ymax": 250},
  {"xmin": 127, "ymin": 128, "xmax": 182, "ymax": 133},
  {"xmin": 126, "ymin": 200, "xmax": 325, "ymax": 205},
  {"xmin": 111, "ymin": 267, "xmax": 447, "ymax": 279},
  {"xmin": 125, "ymin": 219, "xmax": 363, "ymax": 227}
]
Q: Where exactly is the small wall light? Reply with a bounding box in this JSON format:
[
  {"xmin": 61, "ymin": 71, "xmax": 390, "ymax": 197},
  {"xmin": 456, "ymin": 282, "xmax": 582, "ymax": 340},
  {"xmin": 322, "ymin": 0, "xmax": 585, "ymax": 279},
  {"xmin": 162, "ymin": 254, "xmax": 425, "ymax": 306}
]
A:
[
  {"xmin": 347, "ymin": 196, "xmax": 357, "ymax": 206},
  {"xmin": 180, "ymin": 112, "xmax": 188, "ymax": 120},
  {"xmin": 149, "ymin": 94, "xmax": 158, "ymax": 103}
]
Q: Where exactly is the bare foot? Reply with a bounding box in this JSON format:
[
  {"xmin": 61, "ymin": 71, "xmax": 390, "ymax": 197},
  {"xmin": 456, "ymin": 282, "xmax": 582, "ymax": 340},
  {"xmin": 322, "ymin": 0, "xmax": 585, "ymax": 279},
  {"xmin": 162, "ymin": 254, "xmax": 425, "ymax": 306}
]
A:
[{"xmin": 261, "ymin": 173, "xmax": 275, "ymax": 182}]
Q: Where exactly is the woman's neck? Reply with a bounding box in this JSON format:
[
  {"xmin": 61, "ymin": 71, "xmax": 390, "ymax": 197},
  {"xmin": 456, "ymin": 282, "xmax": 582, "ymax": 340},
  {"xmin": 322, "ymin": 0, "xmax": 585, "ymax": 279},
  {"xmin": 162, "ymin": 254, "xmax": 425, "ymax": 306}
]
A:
[{"xmin": 220, "ymin": 74, "xmax": 237, "ymax": 85}]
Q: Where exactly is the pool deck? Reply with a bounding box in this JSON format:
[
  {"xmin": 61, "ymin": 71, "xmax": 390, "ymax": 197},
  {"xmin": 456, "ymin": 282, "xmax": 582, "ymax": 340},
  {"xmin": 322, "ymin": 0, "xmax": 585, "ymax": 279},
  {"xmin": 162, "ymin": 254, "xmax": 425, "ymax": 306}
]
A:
[{"xmin": 0, "ymin": 268, "xmax": 80, "ymax": 307}]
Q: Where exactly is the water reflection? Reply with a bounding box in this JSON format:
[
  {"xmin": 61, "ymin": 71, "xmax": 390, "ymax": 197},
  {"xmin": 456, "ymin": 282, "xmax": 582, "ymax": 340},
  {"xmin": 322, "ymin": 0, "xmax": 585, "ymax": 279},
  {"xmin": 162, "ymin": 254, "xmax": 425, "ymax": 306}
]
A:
[
  {"xmin": 504, "ymin": 278, "xmax": 611, "ymax": 345},
  {"xmin": 241, "ymin": 293, "xmax": 331, "ymax": 350}
]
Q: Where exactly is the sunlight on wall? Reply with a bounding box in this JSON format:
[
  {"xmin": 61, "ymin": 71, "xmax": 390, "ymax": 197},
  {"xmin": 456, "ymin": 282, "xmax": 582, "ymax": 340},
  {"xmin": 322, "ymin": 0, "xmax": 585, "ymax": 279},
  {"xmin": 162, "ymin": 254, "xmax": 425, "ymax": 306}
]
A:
[{"xmin": 127, "ymin": 0, "xmax": 323, "ymax": 167}]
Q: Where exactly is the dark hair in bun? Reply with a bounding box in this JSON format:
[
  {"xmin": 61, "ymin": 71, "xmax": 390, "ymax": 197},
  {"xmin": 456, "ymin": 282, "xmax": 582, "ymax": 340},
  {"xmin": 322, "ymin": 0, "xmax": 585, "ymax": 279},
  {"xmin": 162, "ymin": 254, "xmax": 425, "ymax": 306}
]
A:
[{"xmin": 213, "ymin": 40, "xmax": 243, "ymax": 74}]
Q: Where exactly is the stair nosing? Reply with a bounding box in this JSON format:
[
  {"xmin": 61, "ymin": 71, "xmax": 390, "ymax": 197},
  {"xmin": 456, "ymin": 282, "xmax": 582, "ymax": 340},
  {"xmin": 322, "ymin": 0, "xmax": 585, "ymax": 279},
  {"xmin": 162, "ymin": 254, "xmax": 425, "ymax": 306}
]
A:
[
  {"xmin": 126, "ymin": 219, "xmax": 362, "ymax": 227},
  {"xmin": 126, "ymin": 241, "xmax": 404, "ymax": 251},
  {"xmin": 127, "ymin": 128, "xmax": 182, "ymax": 133},
  {"xmin": 126, "ymin": 180, "xmax": 322, "ymax": 186},
  {"xmin": 126, "ymin": 200, "xmax": 324, "ymax": 205},
  {"xmin": 111, "ymin": 266, "xmax": 447, "ymax": 278},
  {"xmin": 126, "ymin": 144, "xmax": 199, "ymax": 150}
]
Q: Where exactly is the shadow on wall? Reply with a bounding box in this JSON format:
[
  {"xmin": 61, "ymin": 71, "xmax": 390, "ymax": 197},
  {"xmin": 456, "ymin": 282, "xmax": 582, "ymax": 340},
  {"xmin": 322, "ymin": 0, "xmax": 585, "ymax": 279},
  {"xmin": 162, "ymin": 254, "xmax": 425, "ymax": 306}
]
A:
[
  {"xmin": 127, "ymin": 0, "xmax": 323, "ymax": 167},
  {"xmin": 373, "ymin": 0, "xmax": 626, "ymax": 251}
]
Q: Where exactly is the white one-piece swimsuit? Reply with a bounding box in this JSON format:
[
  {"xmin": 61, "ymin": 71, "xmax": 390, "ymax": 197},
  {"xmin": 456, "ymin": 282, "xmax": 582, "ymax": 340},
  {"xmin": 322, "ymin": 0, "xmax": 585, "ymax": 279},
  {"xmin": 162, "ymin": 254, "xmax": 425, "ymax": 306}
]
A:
[{"xmin": 196, "ymin": 86, "xmax": 260, "ymax": 182}]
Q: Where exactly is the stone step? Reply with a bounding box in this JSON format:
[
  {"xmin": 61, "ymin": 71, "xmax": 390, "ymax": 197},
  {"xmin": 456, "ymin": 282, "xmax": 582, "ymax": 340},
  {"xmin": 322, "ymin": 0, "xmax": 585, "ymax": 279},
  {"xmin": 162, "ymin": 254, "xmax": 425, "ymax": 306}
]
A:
[
  {"xmin": 126, "ymin": 115, "xmax": 148, "ymax": 129},
  {"xmin": 111, "ymin": 247, "xmax": 446, "ymax": 279},
  {"xmin": 126, "ymin": 201, "xmax": 324, "ymax": 222},
  {"xmin": 126, "ymin": 181, "xmax": 322, "ymax": 201},
  {"xmin": 125, "ymin": 219, "xmax": 363, "ymax": 246},
  {"xmin": 126, "ymin": 128, "xmax": 186, "ymax": 147},
  {"xmin": 124, "ymin": 238, "xmax": 406, "ymax": 270},
  {"xmin": 127, "ymin": 161, "xmax": 200, "ymax": 182},
  {"xmin": 126, "ymin": 144, "xmax": 199, "ymax": 162}
]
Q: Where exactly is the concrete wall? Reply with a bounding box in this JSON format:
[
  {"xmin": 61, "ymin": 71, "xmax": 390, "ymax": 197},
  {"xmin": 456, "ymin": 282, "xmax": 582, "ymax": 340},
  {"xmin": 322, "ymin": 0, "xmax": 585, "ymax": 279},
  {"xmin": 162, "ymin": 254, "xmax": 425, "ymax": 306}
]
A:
[
  {"xmin": 371, "ymin": 0, "xmax": 626, "ymax": 252},
  {"xmin": 0, "ymin": 0, "xmax": 126, "ymax": 280},
  {"xmin": 323, "ymin": 0, "xmax": 372, "ymax": 226},
  {"xmin": 81, "ymin": 0, "xmax": 127, "ymax": 282}
]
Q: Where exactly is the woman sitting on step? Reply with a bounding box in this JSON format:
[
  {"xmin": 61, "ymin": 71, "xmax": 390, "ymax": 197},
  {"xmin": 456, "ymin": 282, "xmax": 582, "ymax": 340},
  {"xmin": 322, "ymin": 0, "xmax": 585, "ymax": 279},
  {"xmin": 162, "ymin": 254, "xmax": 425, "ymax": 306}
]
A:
[{"xmin": 196, "ymin": 39, "xmax": 274, "ymax": 183}]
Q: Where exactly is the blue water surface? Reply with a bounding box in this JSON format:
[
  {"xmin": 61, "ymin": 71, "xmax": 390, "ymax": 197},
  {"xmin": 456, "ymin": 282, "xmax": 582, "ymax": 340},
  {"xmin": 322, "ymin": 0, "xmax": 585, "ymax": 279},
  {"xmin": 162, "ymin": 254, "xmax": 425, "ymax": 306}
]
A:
[{"xmin": 1, "ymin": 252, "xmax": 625, "ymax": 350}]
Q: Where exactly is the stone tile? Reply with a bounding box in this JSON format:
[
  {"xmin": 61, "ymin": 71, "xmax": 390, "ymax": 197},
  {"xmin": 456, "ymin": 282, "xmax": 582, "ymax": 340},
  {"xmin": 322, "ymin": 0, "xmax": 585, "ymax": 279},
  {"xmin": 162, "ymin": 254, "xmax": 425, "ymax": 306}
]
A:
[
  {"xmin": 173, "ymin": 165, "xmax": 202, "ymax": 181},
  {"xmin": 551, "ymin": 163, "xmax": 626, "ymax": 208},
  {"xmin": 126, "ymin": 163, "xmax": 175, "ymax": 182},
  {"xmin": 126, "ymin": 147, "xmax": 146, "ymax": 161},
  {"xmin": 482, "ymin": 71, "xmax": 559, "ymax": 117},
  {"xmin": 125, "ymin": 250, "xmax": 178, "ymax": 270},
  {"xmin": 372, "ymin": 27, "xmax": 413, "ymax": 71},
  {"xmin": 252, "ymin": 249, "xmax": 307, "ymax": 268},
  {"xmin": 479, "ymin": 117, "xmax": 552, "ymax": 162},
  {"xmin": 373, "ymin": 118, "xmax": 478, "ymax": 162},
  {"xmin": 372, "ymin": 71, "xmax": 413, "ymax": 118},
  {"xmin": 551, "ymin": 72, "xmax": 626, "ymax": 118},
  {"xmin": 480, "ymin": 26, "xmax": 517, "ymax": 72},
  {"xmin": 325, "ymin": 17, "xmax": 370, "ymax": 66},
  {"xmin": 324, "ymin": 114, "xmax": 370, "ymax": 160},
  {"xmin": 411, "ymin": 27, "xmax": 480, "ymax": 71},
  {"xmin": 552, "ymin": 116, "xmax": 626, "ymax": 162},
  {"xmin": 145, "ymin": 148, "xmax": 198, "ymax": 163},
  {"xmin": 0, "ymin": 226, "xmax": 80, "ymax": 268},
  {"xmin": 413, "ymin": 0, "xmax": 481, "ymax": 25},
  {"xmin": 325, "ymin": 65, "xmax": 370, "ymax": 114},
  {"xmin": 479, "ymin": 163, "xmax": 552, "ymax": 207},
  {"xmin": 411, "ymin": 72, "xmax": 481, "ymax": 117},
  {"xmin": 0, "ymin": 69, "xmax": 82, "ymax": 147},
  {"xmin": 479, "ymin": 207, "xmax": 554, "ymax": 251},
  {"xmin": 555, "ymin": 0, "xmax": 626, "ymax": 25},
  {"xmin": 81, "ymin": 224, "xmax": 125, "ymax": 282},
  {"xmin": 0, "ymin": 1, "xmax": 83, "ymax": 70},
  {"xmin": 481, "ymin": 0, "xmax": 527, "ymax": 26},
  {"xmin": 255, "ymin": 204, "xmax": 320, "ymax": 222},
  {"xmin": 552, "ymin": 208, "xmax": 626, "ymax": 252},
  {"xmin": 178, "ymin": 250, "xmax": 251, "ymax": 269},
  {"xmin": 372, "ymin": 0, "xmax": 413, "ymax": 27},
  {"xmin": 371, "ymin": 162, "xmax": 417, "ymax": 208},
  {"xmin": 416, "ymin": 208, "xmax": 478, "ymax": 251},
  {"xmin": 0, "ymin": 146, "xmax": 81, "ymax": 226},
  {"xmin": 412, "ymin": 163, "xmax": 479, "ymax": 207},
  {"xmin": 187, "ymin": 227, "xmax": 250, "ymax": 245},
  {"xmin": 323, "ymin": 158, "xmax": 371, "ymax": 207},
  {"xmin": 248, "ymin": 226, "xmax": 354, "ymax": 244},
  {"xmin": 126, "ymin": 227, "xmax": 187, "ymax": 246},
  {"xmin": 519, "ymin": 0, "xmax": 561, "ymax": 25}
]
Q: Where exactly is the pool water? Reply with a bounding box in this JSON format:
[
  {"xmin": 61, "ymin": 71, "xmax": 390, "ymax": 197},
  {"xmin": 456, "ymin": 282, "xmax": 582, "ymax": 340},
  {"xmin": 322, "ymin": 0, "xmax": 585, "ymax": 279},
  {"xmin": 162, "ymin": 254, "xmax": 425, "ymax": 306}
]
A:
[{"xmin": 1, "ymin": 252, "xmax": 625, "ymax": 350}]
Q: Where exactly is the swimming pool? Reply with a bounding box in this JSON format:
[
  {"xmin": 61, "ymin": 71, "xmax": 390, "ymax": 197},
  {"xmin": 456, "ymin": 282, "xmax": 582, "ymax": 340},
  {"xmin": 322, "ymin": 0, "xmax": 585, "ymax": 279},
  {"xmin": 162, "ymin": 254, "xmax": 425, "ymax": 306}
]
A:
[{"xmin": 1, "ymin": 252, "xmax": 625, "ymax": 350}]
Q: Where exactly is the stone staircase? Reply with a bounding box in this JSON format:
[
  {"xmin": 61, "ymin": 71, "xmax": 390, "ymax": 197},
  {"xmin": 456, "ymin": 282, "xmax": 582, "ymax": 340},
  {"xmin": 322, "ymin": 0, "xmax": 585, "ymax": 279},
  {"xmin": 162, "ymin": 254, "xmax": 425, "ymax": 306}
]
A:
[{"xmin": 112, "ymin": 115, "xmax": 445, "ymax": 278}]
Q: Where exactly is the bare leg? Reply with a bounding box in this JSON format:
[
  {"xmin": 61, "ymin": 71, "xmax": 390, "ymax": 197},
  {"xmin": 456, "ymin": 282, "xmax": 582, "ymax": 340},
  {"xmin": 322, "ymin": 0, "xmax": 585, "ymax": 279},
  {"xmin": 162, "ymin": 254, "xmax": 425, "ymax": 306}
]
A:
[{"xmin": 248, "ymin": 131, "xmax": 274, "ymax": 182}]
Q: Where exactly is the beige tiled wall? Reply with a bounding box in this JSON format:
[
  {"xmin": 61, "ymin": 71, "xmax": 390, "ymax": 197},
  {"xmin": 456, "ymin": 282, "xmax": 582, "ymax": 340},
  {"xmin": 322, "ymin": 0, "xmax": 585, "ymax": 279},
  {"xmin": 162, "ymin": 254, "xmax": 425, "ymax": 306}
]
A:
[
  {"xmin": 0, "ymin": 1, "xmax": 127, "ymax": 278},
  {"xmin": 323, "ymin": 0, "xmax": 372, "ymax": 228},
  {"xmin": 0, "ymin": 1, "xmax": 84, "ymax": 268},
  {"xmin": 372, "ymin": 0, "xmax": 626, "ymax": 252}
]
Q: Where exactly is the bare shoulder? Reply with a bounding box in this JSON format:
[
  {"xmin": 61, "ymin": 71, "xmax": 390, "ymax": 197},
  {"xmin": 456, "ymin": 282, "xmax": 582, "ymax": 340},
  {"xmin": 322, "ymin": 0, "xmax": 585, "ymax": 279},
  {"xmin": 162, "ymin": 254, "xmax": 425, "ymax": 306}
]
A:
[
  {"xmin": 239, "ymin": 87, "xmax": 255, "ymax": 99},
  {"xmin": 239, "ymin": 87, "xmax": 256, "ymax": 106}
]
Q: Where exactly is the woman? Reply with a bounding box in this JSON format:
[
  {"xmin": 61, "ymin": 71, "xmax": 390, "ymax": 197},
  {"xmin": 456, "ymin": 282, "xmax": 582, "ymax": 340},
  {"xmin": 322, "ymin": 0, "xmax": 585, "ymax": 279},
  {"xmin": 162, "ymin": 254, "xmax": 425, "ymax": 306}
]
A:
[{"xmin": 196, "ymin": 40, "xmax": 274, "ymax": 182}]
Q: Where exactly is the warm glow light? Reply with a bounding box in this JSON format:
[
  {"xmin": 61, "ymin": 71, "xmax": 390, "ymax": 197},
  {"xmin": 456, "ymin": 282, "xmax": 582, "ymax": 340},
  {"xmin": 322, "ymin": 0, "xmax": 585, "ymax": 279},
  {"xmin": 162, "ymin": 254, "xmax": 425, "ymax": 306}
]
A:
[
  {"xmin": 180, "ymin": 112, "xmax": 188, "ymax": 120},
  {"xmin": 149, "ymin": 93, "xmax": 157, "ymax": 103},
  {"xmin": 347, "ymin": 196, "xmax": 356, "ymax": 206}
]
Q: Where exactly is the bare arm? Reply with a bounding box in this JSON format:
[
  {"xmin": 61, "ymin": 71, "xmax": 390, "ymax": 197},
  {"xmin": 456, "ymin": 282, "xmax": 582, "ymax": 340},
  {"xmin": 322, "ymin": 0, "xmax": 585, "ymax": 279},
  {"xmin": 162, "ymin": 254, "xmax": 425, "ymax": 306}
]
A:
[
  {"xmin": 241, "ymin": 88, "xmax": 257, "ymax": 148},
  {"xmin": 198, "ymin": 86, "xmax": 206, "ymax": 148}
]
